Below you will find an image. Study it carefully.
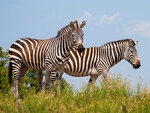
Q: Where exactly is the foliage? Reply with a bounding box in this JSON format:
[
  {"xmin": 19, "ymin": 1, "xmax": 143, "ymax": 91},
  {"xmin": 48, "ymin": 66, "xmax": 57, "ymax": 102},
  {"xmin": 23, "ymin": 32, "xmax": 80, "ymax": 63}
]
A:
[
  {"xmin": 0, "ymin": 74, "xmax": 150, "ymax": 113},
  {"xmin": 0, "ymin": 47, "xmax": 9, "ymax": 94},
  {"xmin": 0, "ymin": 47, "xmax": 40, "ymax": 96}
]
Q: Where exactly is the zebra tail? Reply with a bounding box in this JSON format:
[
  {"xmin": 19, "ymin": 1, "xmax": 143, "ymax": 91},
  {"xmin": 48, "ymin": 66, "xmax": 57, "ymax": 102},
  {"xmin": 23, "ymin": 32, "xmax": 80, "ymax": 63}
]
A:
[{"xmin": 8, "ymin": 61, "xmax": 12, "ymax": 86}]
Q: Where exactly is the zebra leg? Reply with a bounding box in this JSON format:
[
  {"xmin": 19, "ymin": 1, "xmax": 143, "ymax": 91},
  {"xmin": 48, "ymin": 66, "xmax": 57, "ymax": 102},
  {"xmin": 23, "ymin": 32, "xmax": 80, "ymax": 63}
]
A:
[
  {"xmin": 95, "ymin": 64, "xmax": 108, "ymax": 80},
  {"xmin": 42, "ymin": 70, "xmax": 51, "ymax": 91},
  {"xmin": 48, "ymin": 70, "xmax": 58, "ymax": 90},
  {"xmin": 42, "ymin": 70, "xmax": 58, "ymax": 91},
  {"xmin": 42, "ymin": 75, "xmax": 46, "ymax": 90},
  {"xmin": 56, "ymin": 70, "xmax": 63, "ymax": 92},
  {"xmin": 37, "ymin": 70, "xmax": 43, "ymax": 91},
  {"xmin": 13, "ymin": 61, "xmax": 28, "ymax": 97},
  {"xmin": 88, "ymin": 75, "xmax": 98, "ymax": 88},
  {"xmin": 13, "ymin": 68, "xmax": 20, "ymax": 97}
]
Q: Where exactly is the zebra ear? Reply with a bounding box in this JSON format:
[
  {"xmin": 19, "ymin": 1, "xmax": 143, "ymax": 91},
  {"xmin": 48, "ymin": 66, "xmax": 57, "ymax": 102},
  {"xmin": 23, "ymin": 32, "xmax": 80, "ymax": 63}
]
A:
[
  {"xmin": 70, "ymin": 21, "xmax": 75, "ymax": 29},
  {"xmin": 129, "ymin": 39, "xmax": 134, "ymax": 46},
  {"xmin": 134, "ymin": 41, "xmax": 138, "ymax": 45},
  {"xmin": 80, "ymin": 21, "xmax": 86, "ymax": 28}
]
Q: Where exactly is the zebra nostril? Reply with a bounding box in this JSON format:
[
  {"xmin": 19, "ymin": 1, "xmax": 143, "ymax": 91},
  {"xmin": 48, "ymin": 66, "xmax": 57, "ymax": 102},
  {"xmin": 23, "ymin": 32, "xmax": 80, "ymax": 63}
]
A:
[
  {"xmin": 133, "ymin": 58, "xmax": 141, "ymax": 69},
  {"xmin": 77, "ymin": 45, "xmax": 85, "ymax": 53},
  {"xmin": 133, "ymin": 63, "xmax": 141, "ymax": 69},
  {"xmin": 138, "ymin": 63, "xmax": 141, "ymax": 68}
]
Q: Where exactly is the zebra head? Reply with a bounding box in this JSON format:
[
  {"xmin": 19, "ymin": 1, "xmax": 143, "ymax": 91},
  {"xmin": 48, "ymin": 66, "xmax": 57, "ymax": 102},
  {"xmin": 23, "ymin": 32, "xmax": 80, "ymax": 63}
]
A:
[
  {"xmin": 69, "ymin": 20, "xmax": 86, "ymax": 52},
  {"xmin": 124, "ymin": 39, "xmax": 141, "ymax": 69}
]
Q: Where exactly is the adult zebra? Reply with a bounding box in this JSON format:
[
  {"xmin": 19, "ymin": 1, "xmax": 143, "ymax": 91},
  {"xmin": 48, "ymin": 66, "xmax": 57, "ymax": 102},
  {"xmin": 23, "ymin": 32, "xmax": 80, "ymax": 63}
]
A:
[
  {"xmin": 8, "ymin": 20, "xmax": 86, "ymax": 97},
  {"xmin": 42, "ymin": 39, "xmax": 141, "ymax": 88}
]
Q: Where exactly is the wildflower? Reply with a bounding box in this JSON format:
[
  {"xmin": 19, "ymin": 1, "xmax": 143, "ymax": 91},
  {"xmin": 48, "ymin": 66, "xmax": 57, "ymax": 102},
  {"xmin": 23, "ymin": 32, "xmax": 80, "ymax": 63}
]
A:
[{"xmin": 44, "ymin": 97, "xmax": 48, "ymax": 99}]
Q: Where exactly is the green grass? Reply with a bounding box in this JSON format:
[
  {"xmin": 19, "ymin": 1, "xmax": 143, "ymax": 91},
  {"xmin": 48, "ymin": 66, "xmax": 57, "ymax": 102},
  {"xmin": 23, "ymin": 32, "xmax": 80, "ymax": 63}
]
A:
[{"xmin": 0, "ymin": 74, "xmax": 150, "ymax": 113}]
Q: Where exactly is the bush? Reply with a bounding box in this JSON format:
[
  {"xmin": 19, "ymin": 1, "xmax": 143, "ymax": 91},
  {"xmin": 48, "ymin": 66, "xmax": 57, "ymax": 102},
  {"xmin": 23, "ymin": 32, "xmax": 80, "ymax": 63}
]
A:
[
  {"xmin": 0, "ymin": 47, "xmax": 9, "ymax": 94},
  {"xmin": 0, "ymin": 74, "xmax": 149, "ymax": 113}
]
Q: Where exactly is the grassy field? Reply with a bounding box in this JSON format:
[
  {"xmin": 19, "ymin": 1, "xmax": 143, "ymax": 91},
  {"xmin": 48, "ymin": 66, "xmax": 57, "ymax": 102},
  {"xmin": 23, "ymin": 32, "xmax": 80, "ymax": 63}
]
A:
[{"xmin": 0, "ymin": 74, "xmax": 150, "ymax": 113}]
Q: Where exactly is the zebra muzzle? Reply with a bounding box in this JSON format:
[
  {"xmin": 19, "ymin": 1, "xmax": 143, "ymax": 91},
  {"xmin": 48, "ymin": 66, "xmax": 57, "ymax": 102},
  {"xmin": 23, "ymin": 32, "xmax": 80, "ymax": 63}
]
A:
[
  {"xmin": 77, "ymin": 44, "xmax": 85, "ymax": 53},
  {"xmin": 133, "ymin": 58, "xmax": 141, "ymax": 69}
]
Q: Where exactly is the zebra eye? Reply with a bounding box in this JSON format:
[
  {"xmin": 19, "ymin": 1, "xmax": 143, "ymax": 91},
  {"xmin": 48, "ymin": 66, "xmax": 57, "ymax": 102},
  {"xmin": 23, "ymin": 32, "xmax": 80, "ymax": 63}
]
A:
[
  {"xmin": 73, "ymin": 40, "xmax": 76, "ymax": 44},
  {"xmin": 72, "ymin": 34, "xmax": 75, "ymax": 37},
  {"xmin": 131, "ymin": 50, "xmax": 134, "ymax": 53}
]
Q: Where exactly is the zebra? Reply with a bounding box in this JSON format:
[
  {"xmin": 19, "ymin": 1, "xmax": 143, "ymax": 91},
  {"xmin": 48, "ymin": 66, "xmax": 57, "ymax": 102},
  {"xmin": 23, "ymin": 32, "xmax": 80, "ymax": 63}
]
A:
[
  {"xmin": 8, "ymin": 20, "xmax": 86, "ymax": 97},
  {"xmin": 41, "ymin": 39, "xmax": 141, "ymax": 88}
]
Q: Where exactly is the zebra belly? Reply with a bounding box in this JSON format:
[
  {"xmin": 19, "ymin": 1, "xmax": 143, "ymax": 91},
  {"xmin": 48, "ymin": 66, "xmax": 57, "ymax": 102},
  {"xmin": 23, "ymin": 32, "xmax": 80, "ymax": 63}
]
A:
[
  {"xmin": 90, "ymin": 68, "xmax": 98, "ymax": 75},
  {"xmin": 64, "ymin": 67, "xmax": 98, "ymax": 77}
]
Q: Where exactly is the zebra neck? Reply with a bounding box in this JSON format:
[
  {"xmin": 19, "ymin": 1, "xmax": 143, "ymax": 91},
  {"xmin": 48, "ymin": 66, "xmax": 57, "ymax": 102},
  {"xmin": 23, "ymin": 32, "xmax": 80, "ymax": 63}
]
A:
[
  {"xmin": 107, "ymin": 43, "xmax": 126, "ymax": 67},
  {"xmin": 58, "ymin": 34, "xmax": 72, "ymax": 57}
]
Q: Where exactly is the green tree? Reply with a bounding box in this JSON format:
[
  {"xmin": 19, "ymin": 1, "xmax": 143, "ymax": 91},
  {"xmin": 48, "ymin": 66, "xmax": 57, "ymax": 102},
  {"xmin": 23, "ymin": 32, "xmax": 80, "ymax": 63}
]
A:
[
  {"xmin": 0, "ymin": 46, "xmax": 38, "ymax": 96},
  {"xmin": 0, "ymin": 47, "xmax": 9, "ymax": 94}
]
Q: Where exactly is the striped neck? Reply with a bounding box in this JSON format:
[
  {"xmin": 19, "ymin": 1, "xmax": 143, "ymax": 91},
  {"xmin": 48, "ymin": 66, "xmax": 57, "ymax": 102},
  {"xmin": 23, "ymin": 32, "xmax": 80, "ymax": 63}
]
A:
[
  {"xmin": 56, "ymin": 25, "xmax": 71, "ymax": 37},
  {"xmin": 100, "ymin": 40, "xmax": 128, "ymax": 67},
  {"xmin": 59, "ymin": 32, "xmax": 73, "ymax": 56},
  {"xmin": 57, "ymin": 25, "xmax": 73, "ymax": 51}
]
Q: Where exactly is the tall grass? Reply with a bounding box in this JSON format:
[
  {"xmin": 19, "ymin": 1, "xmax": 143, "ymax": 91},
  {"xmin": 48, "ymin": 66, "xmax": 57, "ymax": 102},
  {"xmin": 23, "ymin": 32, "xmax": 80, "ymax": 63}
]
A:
[{"xmin": 0, "ymin": 74, "xmax": 150, "ymax": 113}]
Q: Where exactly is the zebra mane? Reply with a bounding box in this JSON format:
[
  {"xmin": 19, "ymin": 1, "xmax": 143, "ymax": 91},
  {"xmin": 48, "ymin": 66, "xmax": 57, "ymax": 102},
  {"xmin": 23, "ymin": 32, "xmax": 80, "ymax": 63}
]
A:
[
  {"xmin": 56, "ymin": 21, "xmax": 81, "ymax": 37},
  {"xmin": 56, "ymin": 25, "xmax": 71, "ymax": 37},
  {"xmin": 103, "ymin": 39, "xmax": 133, "ymax": 46}
]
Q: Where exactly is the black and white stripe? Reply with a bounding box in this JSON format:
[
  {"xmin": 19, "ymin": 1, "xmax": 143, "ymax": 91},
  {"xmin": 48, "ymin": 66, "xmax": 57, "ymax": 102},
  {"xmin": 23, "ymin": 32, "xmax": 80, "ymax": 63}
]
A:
[
  {"xmin": 8, "ymin": 20, "xmax": 86, "ymax": 97},
  {"xmin": 42, "ymin": 39, "xmax": 141, "ymax": 88}
]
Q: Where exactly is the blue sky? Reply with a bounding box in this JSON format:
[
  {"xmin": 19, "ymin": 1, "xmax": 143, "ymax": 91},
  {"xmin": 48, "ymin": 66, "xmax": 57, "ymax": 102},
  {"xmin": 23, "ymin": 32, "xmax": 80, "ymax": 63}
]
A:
[{"xmin": 0, "ymin": 0, "xmax": 150, "ymax": 89}]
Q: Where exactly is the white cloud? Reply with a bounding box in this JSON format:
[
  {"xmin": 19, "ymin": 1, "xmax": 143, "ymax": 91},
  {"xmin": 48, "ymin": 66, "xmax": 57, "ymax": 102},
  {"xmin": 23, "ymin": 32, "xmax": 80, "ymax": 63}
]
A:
[
  {"xmin": 125, "ymin": 21, "xmax": 150, "ymax": 37},
  {"xmin": 78, "ymin": 12, "xmax": 93, "ymax": 22},
  {"xmin": 100, "ymin": 12, "xmax": 120, "ymax": 24}
]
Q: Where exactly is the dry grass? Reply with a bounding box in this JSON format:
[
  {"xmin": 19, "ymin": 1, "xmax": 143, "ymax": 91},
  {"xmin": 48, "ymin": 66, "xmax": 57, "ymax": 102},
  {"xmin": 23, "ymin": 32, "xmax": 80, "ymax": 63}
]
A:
[{"xmin": 0, "ymin": 74, "xmax": 150, "ymax": 113}]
